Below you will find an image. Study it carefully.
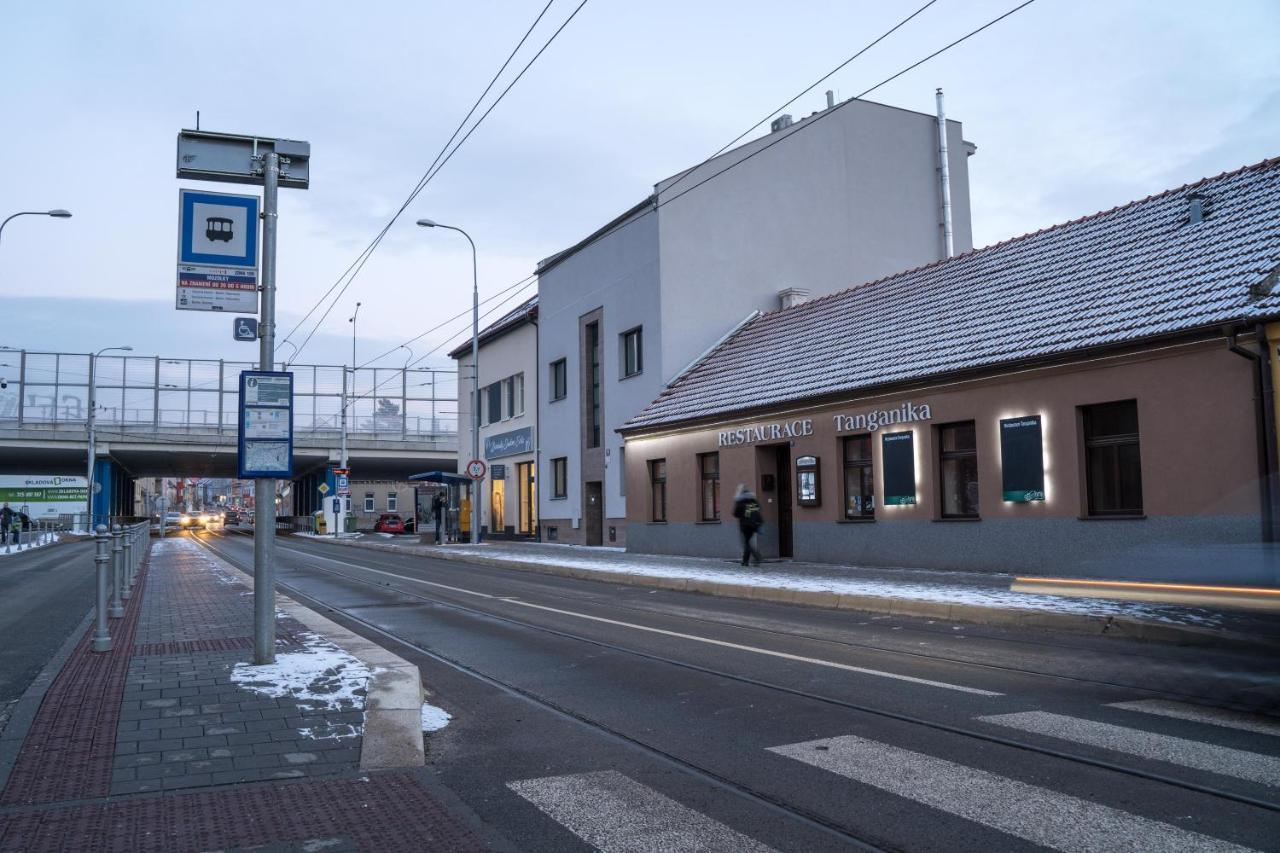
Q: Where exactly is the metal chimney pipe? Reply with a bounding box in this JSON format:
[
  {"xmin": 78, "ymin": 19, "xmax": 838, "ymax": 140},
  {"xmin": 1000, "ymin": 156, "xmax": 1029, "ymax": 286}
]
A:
[
  {"xmin": 825, "ymin": 90, "xmax": 835, "ymax": 109},
  {"xmin": 936, "ymin": 87, "xmax": 954, "ymax": 259}
]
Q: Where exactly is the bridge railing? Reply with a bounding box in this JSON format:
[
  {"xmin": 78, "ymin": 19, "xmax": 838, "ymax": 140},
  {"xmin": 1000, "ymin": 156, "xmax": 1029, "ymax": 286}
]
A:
[{"xmin": 0, "ymin": 351, "xmax": 459, "ymax": 441}]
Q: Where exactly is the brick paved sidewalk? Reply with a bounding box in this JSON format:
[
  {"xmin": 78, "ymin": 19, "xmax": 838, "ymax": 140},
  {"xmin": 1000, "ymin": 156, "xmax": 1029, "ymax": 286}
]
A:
[{"xmin": 0, "ymin": 535, "xmax": 490, "ymax": 852}]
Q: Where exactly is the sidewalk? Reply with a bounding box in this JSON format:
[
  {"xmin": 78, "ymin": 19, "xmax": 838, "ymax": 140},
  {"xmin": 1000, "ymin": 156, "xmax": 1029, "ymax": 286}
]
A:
[
  {"xmin": 0, "ymin": 536, "xmax": 490, "ymax": 852},
  {"xmin": 319, "ymin": 537, "xmax": 1280, "ymax": 650}
]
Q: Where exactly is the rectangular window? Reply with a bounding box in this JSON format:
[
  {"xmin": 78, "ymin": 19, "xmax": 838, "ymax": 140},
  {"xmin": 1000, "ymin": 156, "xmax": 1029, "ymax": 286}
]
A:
[
  {"xmin": 363, "ymin": 492, "xmax": 375, "ymax": 513},
  {"xmin": 621, "ymin": 327, "xmax": 643, "ymax": 377},
  {"xmin": 698, "ymin": 452, "xmax": 720, "ymax": 521},
  {"xmin": 515, "ymin": 373, "xmax": 525, "ymax": 416},
  {"xmin": 588, "ymin": 323, "xmax": 601, "ymax": 447},
  {"xmin": 486, "ymin": 383, "xmax": 502, "ymax": 425},
  {"xmin": 842, "ymin": 435, "xmax": 875, "ymax": 519},
  {"xmin": 1083, "ymin": 400, "xmax": 1143, "ymax": 516},
  {"xmin": 552, "ymin": 457, "xmax": 567, "ymax": 499},
  {"xmin": 387, "ymin": 492, "xmax": 398, "ymax": 512},
  {"xmin": 938, "ymin": 421, "xmax": 979, "ymax": 518},
  {"xmin": 503, "ymin": 377, "xmax": 514, "ymax": 419},
  {"xmin": 649, "ymin": 459, "xmax": 666, "ymax": 522},
  {"xmin": 550, "ymin": 359, "xmax": 567, "ymax": 401}
]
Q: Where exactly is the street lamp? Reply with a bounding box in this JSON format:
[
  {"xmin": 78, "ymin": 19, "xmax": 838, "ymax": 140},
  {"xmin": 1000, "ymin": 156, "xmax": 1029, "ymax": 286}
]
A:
[
  {"xmin": 416, "ymin": 218, "xmax": 480, "ymax": 544},
  {"xmin": 87, "ymin": 345, "xmax": 132, "ymax": 530},
  {"xmin": 336, "ymin": 301, "xmax": 361, "ymax": 535},
  {"xmin": 0, "ymin": 209, "xmax": 72, "ymax": 246}
]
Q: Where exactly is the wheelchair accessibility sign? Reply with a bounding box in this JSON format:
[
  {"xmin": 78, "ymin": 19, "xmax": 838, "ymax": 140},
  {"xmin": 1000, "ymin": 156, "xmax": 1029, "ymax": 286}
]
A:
[
  {"xmin": 233, "ymin": 317, "xmax": 258, "ymax": 342},
  {"xmin": 177, "ymin": 189, "xmax": 260, "ymax": 313}
]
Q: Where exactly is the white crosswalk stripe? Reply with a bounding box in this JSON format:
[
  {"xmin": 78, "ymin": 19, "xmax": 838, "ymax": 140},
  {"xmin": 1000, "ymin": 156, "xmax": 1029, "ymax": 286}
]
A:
[
  {"xmin": 978, "ymin": 711, "xmax": 1280, "ymax": 787},
  {"xmin": 1108, "ymin": 700, "xmax": 1280, "ymax": 737},
  {"xmin": 507, "ymin": 770, "xmax": 777, "ymax": 853},
  {"xmin": 768, "ymin": 734, "xmax": 1259, "ymax": 853}
]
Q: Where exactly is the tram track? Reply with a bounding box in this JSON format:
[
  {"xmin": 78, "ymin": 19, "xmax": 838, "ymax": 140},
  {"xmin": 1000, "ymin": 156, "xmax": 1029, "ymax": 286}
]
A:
[{"xmin": 194, "ymin": 531, "xmax": 1280, "ymax": 817}]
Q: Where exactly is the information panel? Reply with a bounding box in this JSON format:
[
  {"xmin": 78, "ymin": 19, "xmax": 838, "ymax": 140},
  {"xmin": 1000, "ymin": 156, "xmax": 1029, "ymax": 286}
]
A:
[
  {"xmin": 238, "ymin": 371, "xmax": 293, "ymax": 479},
  {"xmin": 881, "ymin": 431, "xmax": 916, "ymax": 505},
  {"xmin": 1000, "ymin": 415, "xmax": 1046, "ymax": 502}
]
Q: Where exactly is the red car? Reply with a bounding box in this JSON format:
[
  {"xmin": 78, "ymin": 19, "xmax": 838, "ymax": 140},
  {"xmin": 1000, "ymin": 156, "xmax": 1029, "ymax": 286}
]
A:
[{"xmin": 373, "ymin": 513, "xmax": 406, "ymax": 534}]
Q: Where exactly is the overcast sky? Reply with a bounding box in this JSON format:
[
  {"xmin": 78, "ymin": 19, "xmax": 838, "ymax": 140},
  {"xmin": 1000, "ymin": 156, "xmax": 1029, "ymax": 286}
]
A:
[{"xmin": 1, "ymin": 0, "xmax": 1277, "ymax": 368}]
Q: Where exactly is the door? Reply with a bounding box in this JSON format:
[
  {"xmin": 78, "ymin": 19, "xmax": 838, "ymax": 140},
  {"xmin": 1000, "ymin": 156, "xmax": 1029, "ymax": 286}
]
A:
[
  {"xmin": 584, "ymin": 481, "xmax": 603, "ymax": 546},
  {"xmin": 774, "ymin": 445, "xmax": 793, "ymax": 558},
  {"xmin": 490, "ymin": 478, "xmax": 506, "ymax": 535}
]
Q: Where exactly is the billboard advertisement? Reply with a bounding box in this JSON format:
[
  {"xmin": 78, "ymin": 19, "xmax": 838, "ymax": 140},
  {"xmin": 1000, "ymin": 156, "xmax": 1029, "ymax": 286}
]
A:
[{"xmin": 0, "ymin": 475, "xmax": 88, "ymax": 518}]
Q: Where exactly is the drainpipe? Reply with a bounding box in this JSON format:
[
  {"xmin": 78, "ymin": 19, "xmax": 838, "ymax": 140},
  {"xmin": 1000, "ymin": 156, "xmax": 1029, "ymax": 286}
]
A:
[
  {"xmin": 1227, "ymin": 326, "xmax": 1278, "ymax": 541},
  {"xmin": 532, "ymin": 307, "xmax": 542, "ymax": 542},
  {"xmin": 936, "ymin": 88, "xmax": 954, "ymax": 259}
]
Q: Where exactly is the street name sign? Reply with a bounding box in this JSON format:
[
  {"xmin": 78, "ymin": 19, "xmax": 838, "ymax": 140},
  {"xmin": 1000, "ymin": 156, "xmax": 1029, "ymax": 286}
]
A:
[
  {"xmin": 238, "ymin": 371, "xmax": 293, "ymax": 478},
  {"xmin": 177, "ymin": 189, "xmax": 259, "ymax": 313}
]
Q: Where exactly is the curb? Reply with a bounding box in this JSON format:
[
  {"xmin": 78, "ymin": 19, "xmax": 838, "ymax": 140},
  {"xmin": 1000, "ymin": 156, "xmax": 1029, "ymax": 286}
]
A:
[
  {"xmin": 209, "ymin": 549, "xmax": 426, "ymax": 772},
  {"xmin": 297, "ymin": 535, "xmax": 1280, "ymax": 653}
]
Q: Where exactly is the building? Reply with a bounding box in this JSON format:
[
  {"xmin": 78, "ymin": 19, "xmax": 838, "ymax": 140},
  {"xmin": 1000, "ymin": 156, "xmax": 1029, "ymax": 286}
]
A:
[
  {"xmin": 538, "ymin": 95, "xmax": 974, "ymax": 546},
  {"xmin": 452, "ymin": 296, "xmax": 538, "ymax": 538},
  {"xmin": 620, "ymin": 158, "xmax": 1280, "ymax": 580}
]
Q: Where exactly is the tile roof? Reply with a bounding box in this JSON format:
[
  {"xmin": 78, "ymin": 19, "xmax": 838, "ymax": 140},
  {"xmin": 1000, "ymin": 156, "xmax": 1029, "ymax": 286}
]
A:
[
  {"xmin": 624, "ymin": 157, "xmax": 1280, "ymax": 432},
  {"xmin": 448, "ymin": 295, "xmax": 538, "ymax": 360}
]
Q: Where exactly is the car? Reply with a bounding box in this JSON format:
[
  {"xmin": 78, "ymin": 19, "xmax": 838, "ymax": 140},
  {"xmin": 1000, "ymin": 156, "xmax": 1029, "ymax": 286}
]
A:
[
  {"xmin": 373, "ymin": 513, "xmax": 406, "ymax": 534},
  {"xmin": 223, "ymin": 510, "xmax": 240, "ymax": 526},
  {"xmin": 162, "ymin": 512, "xmax": 184, "ymax": 529}
]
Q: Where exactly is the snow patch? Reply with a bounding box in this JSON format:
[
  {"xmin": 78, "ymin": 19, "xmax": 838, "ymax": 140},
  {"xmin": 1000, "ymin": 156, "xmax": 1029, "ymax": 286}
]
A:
[
  {"xmin": 232, "ymin": 632, "xmax": 375, "ymax": 713},
  {"xmin": 420, "ymin": 703, "xmax": 451, "ymax": 732},
  {"xmin": 0, "ymin": 533, "xmax": 60, "ymax": 557}
]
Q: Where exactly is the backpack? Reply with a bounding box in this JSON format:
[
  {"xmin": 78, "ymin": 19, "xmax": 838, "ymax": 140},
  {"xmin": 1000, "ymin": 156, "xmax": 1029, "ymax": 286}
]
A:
[{"xmin": 743, "ymin": 499, "xmax": 762, "ymax": 527}]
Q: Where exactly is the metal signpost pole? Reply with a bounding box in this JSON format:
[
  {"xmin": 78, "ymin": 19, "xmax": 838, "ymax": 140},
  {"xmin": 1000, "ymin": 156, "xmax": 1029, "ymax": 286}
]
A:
[{"xmin": 253, "ymin": 152, "xmax": 280, "ymax": 666}]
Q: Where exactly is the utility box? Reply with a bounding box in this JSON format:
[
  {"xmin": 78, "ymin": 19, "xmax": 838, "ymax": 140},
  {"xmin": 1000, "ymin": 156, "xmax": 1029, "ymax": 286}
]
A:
[
  {"xmin": 313, "ymin": 511, "xmax": 327, "ymax": 535},
  {"xmin": 344, "ymin": 515, "xmax": 357, "ymax": 534}
]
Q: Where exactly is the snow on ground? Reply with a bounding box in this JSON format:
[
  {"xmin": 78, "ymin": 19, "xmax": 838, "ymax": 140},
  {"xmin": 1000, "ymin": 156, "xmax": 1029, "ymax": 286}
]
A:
[
  {"xmin": 0, "ymin": 533, "xmax": 60, "ymax": 557},
  {"xmin": 421, "ymin": 702, "xmax": 451, "ymax": 732},
  {"xmin": 437, "ymin": 545, "xmax": 1223, "ymax": 627},
  {"xmin": 231, "ymin": 631, "xmax": 375, "ymax": 714}
]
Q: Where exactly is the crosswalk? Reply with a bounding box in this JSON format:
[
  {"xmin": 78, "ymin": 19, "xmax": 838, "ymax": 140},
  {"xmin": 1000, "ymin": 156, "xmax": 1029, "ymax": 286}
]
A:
[{"xmin": 509, "ymin": 698, "xmax": 1279, "ymax": 852}]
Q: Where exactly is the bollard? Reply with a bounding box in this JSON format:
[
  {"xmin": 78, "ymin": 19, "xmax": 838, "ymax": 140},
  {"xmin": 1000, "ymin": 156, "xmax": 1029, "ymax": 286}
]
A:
[
  {"xmin": 123, "ymin": 526, "xmax": 135, "ymax": 598},
  {"xmin": 109, "ymin": 526, "xmax": 125, "ymax": 618},
  {"xmin": 92, "ymin": 526, "xmax": 112, "ymax": 652}
]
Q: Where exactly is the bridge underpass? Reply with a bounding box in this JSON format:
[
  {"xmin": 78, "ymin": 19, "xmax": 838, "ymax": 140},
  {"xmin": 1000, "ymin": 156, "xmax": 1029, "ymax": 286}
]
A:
[{"xmin": 0, "ymin": 351, "xmax": 459, "ymax": 519}]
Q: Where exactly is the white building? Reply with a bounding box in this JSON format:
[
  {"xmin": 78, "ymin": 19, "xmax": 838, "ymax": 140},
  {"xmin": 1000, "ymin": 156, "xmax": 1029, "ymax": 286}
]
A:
[
  {"xmin": 537, "ymin": 95, "xmax": 975, "ymax": 546},
  {"xmin": 451, "ymin": 296, "xmax": 538, "ymax": 538}
]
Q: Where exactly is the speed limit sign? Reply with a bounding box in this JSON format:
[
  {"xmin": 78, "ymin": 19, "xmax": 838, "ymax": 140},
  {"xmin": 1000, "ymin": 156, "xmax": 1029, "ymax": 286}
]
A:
[{"xmin": 465, "ymin": 459, "xmax": 487, "ymax": 480}]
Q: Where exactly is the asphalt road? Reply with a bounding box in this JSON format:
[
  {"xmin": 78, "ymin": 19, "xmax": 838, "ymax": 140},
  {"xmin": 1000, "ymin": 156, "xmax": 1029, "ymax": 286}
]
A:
[
  {"xmin": 0, "ymin": 538, "xmax": 96, "ymax": 705},
  {"xmin": 196, "ymin": 529, "xmax": 1280, "ymax": 852}
]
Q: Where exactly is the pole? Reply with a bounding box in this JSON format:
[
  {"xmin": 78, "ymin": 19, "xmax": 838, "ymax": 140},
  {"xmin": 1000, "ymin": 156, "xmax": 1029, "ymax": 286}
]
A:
[
  {"xmin": 935, "ymin": 87, "xmax": 954, "ymax": 260},
  {"xmin": 86, "ymin": 353, "xmax": 96, "ymax": 531},
  {"xmin": 109, "ymin": 524, "xmax": 124, "ymax": 618},
  {"xmin": 253, "ymin": 151, "xmax": 280, "ymax": 666},
  {"xmin": 92, "ymin": 525, "xmax": 112, "ymax": 652},
  {"xmin": 469, "ymin": 234, "xmax": 480, "ymax": 544}
]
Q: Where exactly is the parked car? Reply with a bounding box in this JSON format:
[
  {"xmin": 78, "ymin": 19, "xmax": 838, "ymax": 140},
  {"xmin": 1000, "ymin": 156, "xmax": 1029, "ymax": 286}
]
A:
[{"xmin": 373, "ymin": 513, "xmax": 406, "ymax": 534}]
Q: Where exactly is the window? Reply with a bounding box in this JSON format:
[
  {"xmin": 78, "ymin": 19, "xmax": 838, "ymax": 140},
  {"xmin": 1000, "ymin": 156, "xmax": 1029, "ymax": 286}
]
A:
[
  {"xmin": 503, "ymin": 377, "xmax": 514, "ymax": 420},
  {"xmin": 649, "ymin": 459, "xmax": 666, "ymax": 522},
  {"xmin": 487, "ymin": 383, "xmax": 502, "ymax": 425},
  {"xmin": 842, "ymin": 435, "xmax": 875, "ymax": 519},
  {"xmin": 621, "ymin": 327, "xmax": 643, "ymax": 377},
  {"xmin": 938, "ymin": 421, "xmax": 979, "ymax": 518},
  {"xmin": 514, "ymin": 373, "xmax": 524, "ymax": 416},
  {"xmin": 588, "ymin": 323, "xmax": 601, "ymax": 447},
  {"xmin": 550, "ymin": 359, "xmax": 567, "ymax": 401},
  {"xmin": 796, "ymin": 455, "xmax": 821, "ymax": 507},
  {"xmin": 363, "ymin": 492, "xmax": 375, "ymax": 513},
  {"xmin": 698, "ymin": 452, "xmax": 720, "ymax": 521},
  {"xmin": 552, "ymin": 457, "xmax": 567, "ymax": 499},
  {"xmin": 387, "ymin": 492, "xmax": 397, "ymax": 512},
  {"xmin": 1083, "ymin": 400, "xmax": 1143, "ymax": 516},
  {"xmin": 619, "ymin": 447, "xmax": 625, "ymax": 496}
]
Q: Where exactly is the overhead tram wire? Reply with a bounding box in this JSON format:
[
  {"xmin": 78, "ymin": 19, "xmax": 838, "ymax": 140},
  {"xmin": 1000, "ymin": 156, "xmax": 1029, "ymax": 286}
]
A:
[
  {"xmin": 282, "ymin": 0, "xmax": 593, "ymax": 364},
  {"xmin": 276, "ymin": 0, "xmax": 559, "ymax": 362}
]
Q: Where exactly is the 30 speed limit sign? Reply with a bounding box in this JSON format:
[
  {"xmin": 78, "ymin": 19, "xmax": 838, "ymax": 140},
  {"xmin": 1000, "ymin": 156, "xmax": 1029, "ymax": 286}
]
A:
[{"xmin": 465, "ymin": 459, "xmax": 487, "ymax": 480}]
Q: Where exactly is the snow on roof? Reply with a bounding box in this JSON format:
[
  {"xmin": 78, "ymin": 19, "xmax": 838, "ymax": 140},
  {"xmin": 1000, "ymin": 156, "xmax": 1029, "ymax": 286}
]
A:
[
  {"xmin": 624, "ymin": 157, "xmax": 1280, "ymax": 433},
  {"xmin": 448, "ymin": 294, "xmax": 538, "ymax": 360}
]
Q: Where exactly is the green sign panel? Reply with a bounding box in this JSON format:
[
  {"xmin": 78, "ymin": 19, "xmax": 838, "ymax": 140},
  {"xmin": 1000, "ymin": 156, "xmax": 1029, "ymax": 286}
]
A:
[
  {"xmin": 0, "ymin": 486, "xmax": 88, "ymax": 503},
  {"xmin": 1000, "ymin": 415, "xmax": 1046, "ymax": 502},
  {"xmin": 881, "ymin": 430, "xmax": 916, "ymax": 505}
]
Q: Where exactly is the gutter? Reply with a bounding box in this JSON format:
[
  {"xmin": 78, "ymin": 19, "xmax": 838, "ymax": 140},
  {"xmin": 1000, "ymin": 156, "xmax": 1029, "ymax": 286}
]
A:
[
  {"xmin": 532, "ymin": 308, "xmax": 542, "ymax": 542},
  {"xmin": 1227, "ymin": 325, "xmax": 1280, "ymax": 542}
]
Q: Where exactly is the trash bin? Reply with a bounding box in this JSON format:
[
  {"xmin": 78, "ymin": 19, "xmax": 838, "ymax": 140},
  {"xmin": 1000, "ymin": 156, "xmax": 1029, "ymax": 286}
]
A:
[
  {"xmin": 313, "ymin": 511, "xmax": 327, "ymax": 535},
  {"xmin": 344, "ymin": 515, "xmax": 357, "ymax": 534}
]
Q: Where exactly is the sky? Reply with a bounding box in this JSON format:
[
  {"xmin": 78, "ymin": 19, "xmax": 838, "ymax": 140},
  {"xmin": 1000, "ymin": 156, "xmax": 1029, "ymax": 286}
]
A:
[{"xmin": 1, "ymin": 0, "xmax": 1277, "ymax": 370}]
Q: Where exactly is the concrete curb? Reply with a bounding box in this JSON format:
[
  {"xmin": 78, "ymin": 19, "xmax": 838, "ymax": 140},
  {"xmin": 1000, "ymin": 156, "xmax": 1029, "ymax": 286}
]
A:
[
  {"xmin": 298, "ymin": 535, "xmax": 1280, "ymax": 653},
  {"xmin": 211, "ymin": 550, "xmax": 426, "ymax": 772}
]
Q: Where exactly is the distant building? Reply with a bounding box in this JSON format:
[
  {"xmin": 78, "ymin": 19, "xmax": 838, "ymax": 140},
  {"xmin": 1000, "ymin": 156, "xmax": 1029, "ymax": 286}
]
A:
[
  {"xmin": 538, "ymin": 95, "xmax": 975, "ymax": 546},
  {"xmin": 620, "ymin": 158, "xmax": 1280, "ymax": 579}
]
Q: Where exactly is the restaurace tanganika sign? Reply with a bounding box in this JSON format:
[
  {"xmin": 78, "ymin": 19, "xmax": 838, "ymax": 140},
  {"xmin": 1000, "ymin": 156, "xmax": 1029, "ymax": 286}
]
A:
[{"xmin": 717, "ymin": 402, "xmax": 933, "ymax": 447}]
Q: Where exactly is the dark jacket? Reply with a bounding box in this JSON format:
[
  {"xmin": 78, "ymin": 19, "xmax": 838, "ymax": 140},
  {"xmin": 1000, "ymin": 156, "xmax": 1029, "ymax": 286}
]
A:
[{"xmin": 732, "ymin": 491, "xmax": 763, "ymax": 531}]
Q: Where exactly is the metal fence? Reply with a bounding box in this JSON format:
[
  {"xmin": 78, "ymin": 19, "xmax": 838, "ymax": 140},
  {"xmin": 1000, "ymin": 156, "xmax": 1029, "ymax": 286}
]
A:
[{"xmin": 0, "ymin": 351, "xmax": 458, "ymax": 439}]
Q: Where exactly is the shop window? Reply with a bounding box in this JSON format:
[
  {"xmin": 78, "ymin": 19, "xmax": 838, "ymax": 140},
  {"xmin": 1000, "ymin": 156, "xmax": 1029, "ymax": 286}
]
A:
[
  {"xmin": 363, "ymin": 492, "xmax": 375, "ymax": 513},
  {"xmin": 552, "ymin": 457, "xmax": 567, "ymax": 499},
  {"xmin": 550, "ymin": 359, "xmax": 567, "ymax": 401},
  {"xmin": 938, "ymin": 421, "xmax": 979, "ymax": 518},
  {"xmin": 649, "ymin": 459, "xmax": 667, "ymax": 522},
  {"xmin": 698, "ymin": 452, "xmax": 720, "ymax": 521},
  {"xmin": 621, "ymin": 327, "xmax": 643, "ymax": 377},
  {"xmin": 1083, "ymin": 400, "xmax": 1143, "ymax": 516},
  {"xmin": 842, "ymin": 435, "xmax": 874, "ymax": 519},
  {"xmin": 387, "ymin": 492, "xmax": 397, "ymax": 512},
  {"xmin": 795, "ymin": 455, "xmax": 821, "ymax": 507}
]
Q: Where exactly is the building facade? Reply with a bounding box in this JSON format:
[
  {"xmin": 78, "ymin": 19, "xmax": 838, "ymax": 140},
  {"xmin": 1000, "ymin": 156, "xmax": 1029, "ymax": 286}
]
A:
[
  {"xmin": 621, "ymin": 158, "xmax": 1280, "ymax": 581},
  {"xmin": 539, "ymin": 95, "xmax": 974, "ymax": 546},
  {"xmin": 452, "ymin": 297, "xmax": 538, "ymax": 538}
]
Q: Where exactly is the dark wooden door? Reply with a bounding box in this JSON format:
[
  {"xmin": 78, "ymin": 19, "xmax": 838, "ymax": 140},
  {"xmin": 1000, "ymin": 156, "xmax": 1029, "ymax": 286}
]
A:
[
  {"xmin": 584, "ymin": 481, "xmax": 603, "ymax": 546},
  {"xmin": 774, "ymin": 445, "xmax": 793, "ymax": 558}
]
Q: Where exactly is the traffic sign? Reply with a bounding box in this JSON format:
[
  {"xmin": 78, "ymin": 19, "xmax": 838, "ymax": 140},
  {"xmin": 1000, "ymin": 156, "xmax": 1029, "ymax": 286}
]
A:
[
  {"xmin": 177, "ymin": 189, "xmax": 260, "ymax": 313},
  {"xmin": 336, "ymin": 474, "xmax": 350, "ymax": 497},
  {"xmin": 318, "ymin": 482, "xmax": 330, "ymax": 495},
  {"xmin": 465, "ymin": 459, "xmax": 487, "ymax": 480},
  {"xmin": 233, "ymin": 317, "xmax": 258, "ymax": 341}
]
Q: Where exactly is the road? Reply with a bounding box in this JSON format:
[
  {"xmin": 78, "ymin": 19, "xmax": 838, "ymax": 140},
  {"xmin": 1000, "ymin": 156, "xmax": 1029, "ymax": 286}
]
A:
[
  {"xmin": 195, "ymin": 528, "xmax": 1280, "ymax": 852},
  {"xmin": 0, "ymin": 539, "xmax": 97, "ymax": 708}
]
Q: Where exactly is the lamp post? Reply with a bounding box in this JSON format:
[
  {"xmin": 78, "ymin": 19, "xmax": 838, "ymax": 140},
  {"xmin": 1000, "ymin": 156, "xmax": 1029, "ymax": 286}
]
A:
[
  {"xmin": 0, "ymin": 209, "xmax": 72, "ymax": 247},
  {"xmin": 416, "ymin": 218, "xmax": 480, "ymax": 544},
  {"xmin": 337, "ymin": 301, "xmax": 360, "ymax": 535},
  {"xmin": 87, "ymin": 345, "xmax": 132, "ymax": 530}
]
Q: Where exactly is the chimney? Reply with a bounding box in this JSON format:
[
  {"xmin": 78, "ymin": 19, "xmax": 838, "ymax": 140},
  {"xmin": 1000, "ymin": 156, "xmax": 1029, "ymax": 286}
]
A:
[
  {"xmin": 1187, "ymin": 192, "xmax": 1206, "ymax": 224},
  {"xmin": 770, "ymin": 114, "xmax": 794, "ymax": 133},
  {"xmin": 778, "ymin": 288, "xmax": 811, "ymax": 310},
  {"xmin": 826, "ymin": 90, "xmax": 835, "ymax": 109}
]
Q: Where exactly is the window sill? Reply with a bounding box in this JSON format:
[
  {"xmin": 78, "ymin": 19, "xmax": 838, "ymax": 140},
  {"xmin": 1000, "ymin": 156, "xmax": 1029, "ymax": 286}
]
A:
[
  {"xmin": 647, "ymin": 520, "xmax": 668, "ymax": 525},
  {"xmin": 620, "ymin": 370, "xmax": 644, "ymax": 381},
  {"xmin": 550, "ymin": 395, "xmax": 566, "ymax": 403},
  {"xmin": 935, "ymin": 516, "xmax": 981, "ymax": 522},
  {"xmin": 696, "ymin": 520, "xmax": 722, "ymax": 525},
  {"xmin": 837, "ymin": 518, "xmax": 876, "ymax": 524},
  {"xmin": 549, "ymin": 495, "xmax": 567, "ymax": 501},
  {"xmin": 1079, "ymin": 514, "xmax": 1146, "ymax": 521}
]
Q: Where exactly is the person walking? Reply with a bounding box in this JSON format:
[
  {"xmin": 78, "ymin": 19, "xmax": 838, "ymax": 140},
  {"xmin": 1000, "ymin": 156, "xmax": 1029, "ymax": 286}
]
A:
[
  {"xmin": 431, "ymin": 491, "xmax": 447, "ymax": 545},
  {"xmin": 732, "ymin": 484, "xmax": 763, "ymax": 567},
  {"xmin": 0, "ymin": 503, "xmax": 10, "ymax": 545}
]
